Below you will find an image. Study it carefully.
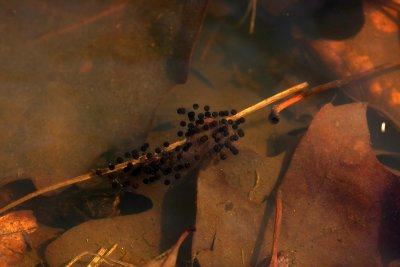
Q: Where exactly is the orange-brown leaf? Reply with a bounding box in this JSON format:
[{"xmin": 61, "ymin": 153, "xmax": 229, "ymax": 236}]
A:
[{"xmin": 0, "ymin": 210, "xmax": 38, "ymax": 267}]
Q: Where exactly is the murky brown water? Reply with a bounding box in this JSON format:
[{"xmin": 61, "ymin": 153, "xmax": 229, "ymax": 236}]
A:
[{"xmin": 0, "ymin": 1, "xmax": 399, "ymax": 266}]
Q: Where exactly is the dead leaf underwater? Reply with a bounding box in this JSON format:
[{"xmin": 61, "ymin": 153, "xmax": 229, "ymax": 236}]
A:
[
  {"xmin": 192, "ymin": 103, "xmax": 400, "ymax": 267},
  {"xmin": 278, "ymin": 103, "xmax": 400, "ymax": 266},
  {"xmin": 0, "ymin": 210, "xmax": 38, "ymax": 267},
  {"xmin": 300, "ymin": 1, "xmax": 400, "ymax": 128},
  {"xmin": 192, "ymin": 147, "xmax": 284, "ymax": 267},
  {"xmin": 0, "ymin": 0, "xmax": 208, "ymax": 190}
]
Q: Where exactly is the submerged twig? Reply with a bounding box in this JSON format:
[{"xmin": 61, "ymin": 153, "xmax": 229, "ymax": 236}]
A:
[
  {"xmin": 230, "ymin": 82, "xmax": 308, "ymax": 120},
  {"xmin": 268, "ymin": 190, "xmax": 282, "ymax": 267},
  {"xmin": 87, "ymin": 243, "xmax": 118, "ymax": 267},
  {"xmin": 237, "ymin": 0, "xmax": 258, "ymax": 34},
  {"xmin": 237, "ymin": 0, "xmax": 254, "ymax": 27},
  {"xmin": 270, "ymin": 62, "xmax": 400, "ymax": 118},
  {"xmin": 0, "ymin": 82, "xmax": 308, "ymax": 215},
  {"xmin": 65, "ymin": 243, "xmax": 127, "ymax": 267},
  {"xmin": 250, "ymin": 0, "xmax": 257, "ymax": 34},
  {"xmin": 65, "ymin": 251, "xmax": 134, "ymax": 267},
  {"xmin": 29, "ymin": 1, "xmax": 127, "ymax": 46}
]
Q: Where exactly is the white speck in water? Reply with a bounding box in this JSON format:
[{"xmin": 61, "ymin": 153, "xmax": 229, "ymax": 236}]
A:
[{"xmin": 381, "ymin": 122, "xmax": 386, "ymax": 133}]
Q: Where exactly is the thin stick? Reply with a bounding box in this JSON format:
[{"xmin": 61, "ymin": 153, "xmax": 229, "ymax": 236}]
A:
[
  {"xmin": 237, "ymin": 0, "xmax": 258, "ymax": 34},
  {"xmin": 0, "ymin": 174, "xmax": 94, "ymax": 215},
  {"xmin": 237, "ymin": 0, "xmax": 254, "ymax": 26},
  {"xmin": 87, "ymin": 247, "xmax": 107, "ymax": 267},
  {"xmin": 88, "ymin": 243, "xmax": 118, "ymax": 267},
  {"xmin": 0, "ymin": 82, "xmax": 308, "ymax": 215},
  {"xmin": 65, "ymin": 251, "xmax": 134, "ymax": 267},
  {"xmin": 274, "ymin": 94, "xmax": 304, "ymax": 114},
  {"xmin": 272, "ymin": 62, "xmax": 400, "ymax": 115},
  {"xmin": 229, "ymin": 82, "xmax": 309, "ymax": 120},
  {"xmin": 250, "ymin": 0, "xmax": 257, "ymax": 34},
  {"xmin": 268, "ymin": 190, "xmax": 283, "ymax": 267},
  {"xmin": 65, "ymin": 251, "xmax": 91, "ymax": 267},
  {"xmin": 29, "ymin": 1, "xmax": 127, "ymax": 46}
]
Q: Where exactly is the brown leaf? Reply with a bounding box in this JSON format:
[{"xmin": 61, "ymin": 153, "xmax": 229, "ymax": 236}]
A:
[
  {"xmin": 277, "ymin": 103, "xmax": 400, "ymax": 266},
  {"xmin": 301, "ymin": 2, "xmax": 400, "ymax": 128},
  {"xmin": 0, "ymin": 210, "xmax": 38, "ymax": 267},
  {"xmin": 192, "ymin": 147, "xmax": 284, "ymax": 267}
]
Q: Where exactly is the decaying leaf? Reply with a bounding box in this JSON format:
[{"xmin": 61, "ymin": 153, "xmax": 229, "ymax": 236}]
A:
[
  {"xmin": 0, "ymin": 0, "xmax": 208, "ymax": 190},
  {"xmin": 301, "ymin": 1, "xmax": 400, "ymax": 128},
  {"xmin": 277, "ymin": 103, "xmax": 400, "ymax": 266},
  {"xmin": 192, "ymin": 147, "xmax": 284, "ymax": 267},
  {"xmin": 0, "ymin": 210, "xmax": 38, "ymax": 267}
]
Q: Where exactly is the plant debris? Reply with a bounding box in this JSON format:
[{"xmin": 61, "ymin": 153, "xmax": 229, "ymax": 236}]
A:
[{"xmin": 0, "ymin": 210, "xmax": 38, "ymax": 266}]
